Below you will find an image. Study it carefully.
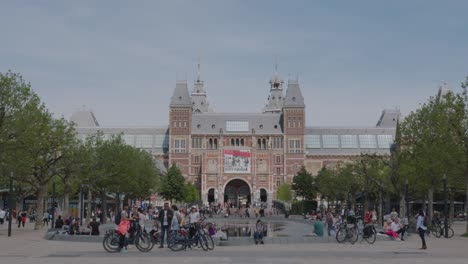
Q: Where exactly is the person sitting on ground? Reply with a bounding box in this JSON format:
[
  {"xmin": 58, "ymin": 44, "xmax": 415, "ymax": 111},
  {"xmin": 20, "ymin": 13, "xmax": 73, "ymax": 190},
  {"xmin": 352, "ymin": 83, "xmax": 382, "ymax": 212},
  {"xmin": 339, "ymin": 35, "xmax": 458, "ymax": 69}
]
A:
[
  {"xmin": 383, "ymin": 219, "xmax": 399, "ymax": 239},
  {"xmin": 313, "ymin": 216, "xmax": 324, "ymax": 237},
  {"xmin": 69, "ymin": 218, "xmax": 81, "ymax": 235},
  {"xmin": 88, "ymin": 217, "xmax": 100, "ymax": 236},
  {"xmin": 253, "ymin": 219, "xmax": 266, "ymax": 244},
  {"xmin": 149, "ymin": 219, "xmax": 160, "ymax": 240},
  {"xmin": 391, "ymin": 217, "xmax": 406, "ymax": 241},
  {"xmin": 55, "ymin": 215, "xmax": 64, "ymax": 229}
]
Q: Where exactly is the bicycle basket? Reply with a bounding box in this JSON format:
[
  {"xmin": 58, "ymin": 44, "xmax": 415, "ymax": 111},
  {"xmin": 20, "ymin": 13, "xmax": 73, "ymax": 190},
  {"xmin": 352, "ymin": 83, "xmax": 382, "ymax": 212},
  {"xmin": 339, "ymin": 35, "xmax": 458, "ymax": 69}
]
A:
[{"xmin": 178, "ymin": 229, "xmax": 188, "ymax": 236}]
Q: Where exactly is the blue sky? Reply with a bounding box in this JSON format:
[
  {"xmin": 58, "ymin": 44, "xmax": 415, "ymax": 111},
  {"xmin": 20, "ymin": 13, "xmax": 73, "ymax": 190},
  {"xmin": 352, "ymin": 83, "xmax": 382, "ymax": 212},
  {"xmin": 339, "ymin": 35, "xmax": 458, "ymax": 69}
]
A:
[{"xmin": 1, "ymin": 0, "xmax": 467, "ymax": 127}]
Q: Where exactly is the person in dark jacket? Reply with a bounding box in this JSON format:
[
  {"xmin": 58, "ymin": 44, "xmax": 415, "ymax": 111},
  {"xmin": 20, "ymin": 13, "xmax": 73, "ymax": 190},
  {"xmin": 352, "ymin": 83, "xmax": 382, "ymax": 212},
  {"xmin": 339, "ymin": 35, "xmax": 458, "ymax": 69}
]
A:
[
  {"xmin": 55, "ymin": 215, "xmax": 64, "ymax": 229},
  {"xmin": 157, "ymin": 202, "xmax": 173, "ymax": 248}
]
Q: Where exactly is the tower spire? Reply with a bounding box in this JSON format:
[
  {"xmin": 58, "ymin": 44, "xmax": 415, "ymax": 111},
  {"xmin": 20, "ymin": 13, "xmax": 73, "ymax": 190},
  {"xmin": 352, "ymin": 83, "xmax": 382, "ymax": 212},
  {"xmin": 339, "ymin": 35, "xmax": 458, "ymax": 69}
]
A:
[{"xmin": 196, "ymin": 57, "xmax": 201, "ymax": 82}]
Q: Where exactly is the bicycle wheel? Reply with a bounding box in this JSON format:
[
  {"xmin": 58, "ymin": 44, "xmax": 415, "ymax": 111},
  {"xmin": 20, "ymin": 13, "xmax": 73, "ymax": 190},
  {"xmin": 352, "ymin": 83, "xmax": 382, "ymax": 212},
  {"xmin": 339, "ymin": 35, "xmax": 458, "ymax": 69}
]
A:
[
  {"xmin": 336, "ymin": 228, "xmax": 346, "ymax": 243},
  {"xmin": 135, "ymin": 232, "xmax": 154, "ymax": 252},
  {"xmin": 364, "ymin": 227, "xmax": 376, "ymax": 244},
  {"xmin": 198, "ymin": 235, "xmax": 209, "ymax": 251},
  {"xmin": 169, "ymin": 232, "xmax": 186, "ymax": 252},
  {"xmin": 205, "ymin": 234, "xmax": 214, "ymax": 250},
  {"xmin": 103, "ymin": 233, "xmax": 120, "ymax": 253},
  {"xmin": 349, "ymin": 227, "xmax": 359, "ymax": 244},
  {"xmin": 442, "ymin": 227, "xmax": 455, "ymax": 238},
  {"xmin": 434, "ymin": 226, "xmax": 442, "ymax": 238}
]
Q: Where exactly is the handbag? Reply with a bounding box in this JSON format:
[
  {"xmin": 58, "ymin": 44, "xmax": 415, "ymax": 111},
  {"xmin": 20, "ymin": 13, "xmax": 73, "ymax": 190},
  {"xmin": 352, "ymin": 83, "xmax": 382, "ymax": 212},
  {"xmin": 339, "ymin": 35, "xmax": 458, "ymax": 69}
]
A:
[{"xmin": 116, "ymin": 219, "xmax": 130, "ymax": 236}]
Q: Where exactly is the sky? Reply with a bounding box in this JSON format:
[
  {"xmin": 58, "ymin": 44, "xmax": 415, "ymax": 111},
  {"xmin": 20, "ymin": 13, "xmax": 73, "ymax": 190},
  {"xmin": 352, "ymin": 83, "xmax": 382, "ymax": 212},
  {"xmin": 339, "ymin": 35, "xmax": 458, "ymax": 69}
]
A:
[{"xmin": 1, "ymin": 0, "xmax": 468, "ymax": 127}]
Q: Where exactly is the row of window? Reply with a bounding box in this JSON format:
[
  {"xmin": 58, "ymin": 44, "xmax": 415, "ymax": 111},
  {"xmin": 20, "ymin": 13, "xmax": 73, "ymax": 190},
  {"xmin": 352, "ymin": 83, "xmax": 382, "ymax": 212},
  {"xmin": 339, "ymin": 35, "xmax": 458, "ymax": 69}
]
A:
[
  {"xmin": 79, "ymin": 134, "xmax": 170, "ymax": 149},
  {"xmin": 305, "ymin": 134, "xmax": 393, "ymax": 149}
]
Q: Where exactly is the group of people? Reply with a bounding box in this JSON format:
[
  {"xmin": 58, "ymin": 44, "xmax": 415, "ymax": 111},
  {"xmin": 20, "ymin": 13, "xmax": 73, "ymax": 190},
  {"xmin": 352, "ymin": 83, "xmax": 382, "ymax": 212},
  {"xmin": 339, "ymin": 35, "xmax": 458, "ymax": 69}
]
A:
[{"xmin": 115, "ymin": 202, "xmax": 201, "ymax": 253}]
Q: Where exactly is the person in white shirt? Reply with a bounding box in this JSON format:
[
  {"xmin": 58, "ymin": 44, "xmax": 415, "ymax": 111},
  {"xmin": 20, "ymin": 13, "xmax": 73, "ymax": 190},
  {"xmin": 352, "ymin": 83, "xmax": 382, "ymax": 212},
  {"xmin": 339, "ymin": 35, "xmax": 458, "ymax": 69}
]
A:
[
  {"xmin": 0, "ymin": 208, "xmax": 6, "ymax": 225},
  {"xmin": 188, "ymin": 206, "xmax": 200, "ymax": 240},
  {"xmin": 416, "ymin": 209, "xmax": 427, "ymax": 249},
  {"xmin": 391, "ymin": 217, "xmax": 406, "ymax": 241}
]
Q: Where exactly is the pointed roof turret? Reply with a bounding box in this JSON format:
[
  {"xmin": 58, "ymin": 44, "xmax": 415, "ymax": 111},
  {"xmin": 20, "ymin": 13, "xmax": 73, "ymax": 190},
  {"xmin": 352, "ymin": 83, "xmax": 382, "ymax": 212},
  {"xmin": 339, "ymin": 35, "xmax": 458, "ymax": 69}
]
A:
[
  {"xmin": 170, "ymin": 80, "xmax": 191, "ymax": 107},
  {"xmin": 284, "ymin": 79, "xmax": 305, "ymax": 107},
  {"xmin": 191, "ymin": 62, "xmax": 211, "ymax": 113},
  {"xmin": 264, "ymin": 66, "xmax": 285, "ymax": 113}
]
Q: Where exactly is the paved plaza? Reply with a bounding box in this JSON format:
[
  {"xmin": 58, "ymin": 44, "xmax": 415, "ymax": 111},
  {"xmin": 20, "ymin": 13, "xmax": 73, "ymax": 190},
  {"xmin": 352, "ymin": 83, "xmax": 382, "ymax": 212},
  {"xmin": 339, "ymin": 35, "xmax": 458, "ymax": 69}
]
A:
[{"xmin": 1, "ymin": 218, "xmax": 467, "ymax": 264}]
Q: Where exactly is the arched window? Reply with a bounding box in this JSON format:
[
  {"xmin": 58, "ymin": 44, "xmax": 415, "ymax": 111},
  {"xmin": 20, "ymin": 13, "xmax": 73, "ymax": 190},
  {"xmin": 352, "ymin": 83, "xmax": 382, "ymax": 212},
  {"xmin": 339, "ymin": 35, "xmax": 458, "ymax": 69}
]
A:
[
  {"xmin": 209, "ymin": 138, "xmax": 213, "ymax": 149},
  {"xmin": 241, "ymin": 139, "xmax": 244, "ymax": 146},
  {"xmin": 262, "ymin": 139, "xmax": 267, "ymax": 149},
  {"xmin": 214, "ymin": 139, "xmax": 218, "ymax": 149},
  {"xmin": 231, "ymin": 139, "xmax": 235, "ymax": 146},
  {"xmin": 257, "ymin": 139, "xmax": 261, "ymax": 149},
  {"xmin": 236, "ymin": 139, "xmax": 240, "ymax": 146}
]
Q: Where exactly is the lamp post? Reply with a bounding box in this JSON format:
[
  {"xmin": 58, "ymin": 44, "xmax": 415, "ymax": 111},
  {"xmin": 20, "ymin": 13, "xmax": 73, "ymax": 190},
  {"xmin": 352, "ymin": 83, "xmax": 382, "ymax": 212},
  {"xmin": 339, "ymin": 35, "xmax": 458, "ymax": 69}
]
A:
[
  {"xmin": 443, "ymin": 174, "xmax": 448, "ymax": 238},
  {"xmin": 405, "ymin": 179, "xmax": 409, "ymax": 220},
  {"xmin": 8, "ymin": 170, "xmax": 13, "ymax": 237},
  {"xmin": 51, "ymin": 177, "xmax": 56, "ymax": 228}
]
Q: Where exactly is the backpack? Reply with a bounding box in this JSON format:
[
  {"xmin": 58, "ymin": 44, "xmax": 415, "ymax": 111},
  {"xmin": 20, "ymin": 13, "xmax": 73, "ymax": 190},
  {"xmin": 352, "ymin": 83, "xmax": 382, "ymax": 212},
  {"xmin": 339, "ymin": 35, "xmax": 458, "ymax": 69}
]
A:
[{"xmin": 114, "ymin": 212, "xmax": 121, "ymax": 225}]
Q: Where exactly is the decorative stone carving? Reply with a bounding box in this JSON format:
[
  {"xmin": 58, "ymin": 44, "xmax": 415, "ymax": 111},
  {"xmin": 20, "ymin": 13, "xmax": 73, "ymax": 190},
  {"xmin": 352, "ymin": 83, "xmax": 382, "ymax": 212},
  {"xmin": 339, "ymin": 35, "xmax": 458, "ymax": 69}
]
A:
[{"xmin": 207, "ymin": 159, "xmax": 217, "ymax": 173}]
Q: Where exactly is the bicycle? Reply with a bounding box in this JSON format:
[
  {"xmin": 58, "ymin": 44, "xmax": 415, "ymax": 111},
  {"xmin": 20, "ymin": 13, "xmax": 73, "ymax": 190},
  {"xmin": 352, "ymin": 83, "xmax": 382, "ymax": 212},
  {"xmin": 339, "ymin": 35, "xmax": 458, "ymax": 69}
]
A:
[
  {"xmin": 103, "ymin": 221, "xmax": 154, "ymax": 253},
  {"xmin": 168, "ymin": 223, "xmax": 209, "ymax": 251},
  {"xmin": 336, "ymin": 218, "xmax": 358, "ymax": 244},
  {"xmin": 433, "ymin": 220, "xmax": 454, "ymax": 238},
  {"xmin": 358, "ymin": 223, "xmax": 377, "ymax": 244}
]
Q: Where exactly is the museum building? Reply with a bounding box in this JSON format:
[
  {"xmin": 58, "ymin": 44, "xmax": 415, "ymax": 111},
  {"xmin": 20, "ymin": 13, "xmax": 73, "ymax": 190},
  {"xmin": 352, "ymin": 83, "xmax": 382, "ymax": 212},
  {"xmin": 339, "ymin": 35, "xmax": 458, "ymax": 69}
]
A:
[{"xmin": 72, "ymin": 69, "xmax": 399, "ymax": 207}]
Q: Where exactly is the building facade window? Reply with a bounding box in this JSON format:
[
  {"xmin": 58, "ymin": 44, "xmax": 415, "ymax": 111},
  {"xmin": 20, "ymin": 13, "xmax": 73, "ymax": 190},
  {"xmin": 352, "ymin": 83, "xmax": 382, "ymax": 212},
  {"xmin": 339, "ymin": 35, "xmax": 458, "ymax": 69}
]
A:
[
  {"xmin": 322, "ymin": 135, "xmax": 340, "ymax": 149},
  {"xmin": 359, "ymin": 135, "xmax": 377, "ymax": 148},
  {"xmin": 288, "ymin": 139, "xmax": 301, "ymax": 153},
  {"xmin": 340, "ymin": 135, "xmax": 358, "ymax": 148},
  {"xmin": 135, "ymin": 135, "xmax": 153, "ymax": 148},
  {"xmin": 275, "ymin": 155, "xmax": 281, "ymax": 164},
  {"xmin": 276, "ymin": 167, "xmax": 281, "ymax": 176},
  {"xmin": 276, "ymin": 179, "xmax": 281, "ymax": 187},
  {"xmin": 192, "ymin": 154, "xmax": 201, "ymax": 164},
  {"xmin": 174, "ymin": 139, "xmax": 186, "ymax": 153},
  {"xmin": 192, "ymin": 137, "xmax": 202, "ymax": 148},
  {"xmin": 208, "ymin": 138, "xmax": 218, "ymax": 149},
  {"xmin": 272, "ymin": 137, "xmax": 283, "ymax": 149},
  {"xmin": 305, "ymin": 135, "xmax": 321, "ymax": 149}
]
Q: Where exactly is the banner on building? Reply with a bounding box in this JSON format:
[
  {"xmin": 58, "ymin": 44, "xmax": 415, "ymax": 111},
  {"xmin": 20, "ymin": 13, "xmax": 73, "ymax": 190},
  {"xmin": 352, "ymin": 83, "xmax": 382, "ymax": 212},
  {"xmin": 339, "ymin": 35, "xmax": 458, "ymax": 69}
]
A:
[{"xmin": 224, "ymin": 149, "xmax": 251, "ymax": 173}]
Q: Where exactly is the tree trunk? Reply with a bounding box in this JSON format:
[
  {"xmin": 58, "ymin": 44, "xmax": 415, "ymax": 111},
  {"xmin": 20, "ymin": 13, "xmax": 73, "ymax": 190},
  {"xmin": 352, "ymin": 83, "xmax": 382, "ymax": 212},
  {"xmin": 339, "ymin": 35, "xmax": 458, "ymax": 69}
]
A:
[
  {"xmin": 101, "ymin": 190, "xmax": 107, "ymax": 224},
  {"xmin": 399, "ymin": 191, "xmax": 406, "ymax": 220},
  {"xmin": 428, "ymin": 188, "xmax": 434, "ymax": 224},
  {"xmin": 465, "ymin": 171, "xmax": 468, "ymax": 234},
  {"xmin": 449, "ymin": 193, "xmax": 455, "ymax": 224},
  {"xmin": 363, "ymin": 194, "xmax": 369, "ymax": 215},
  {"xmin": 34, "ymin": 184, "xmax": 48, "ymax": 230},
  {"xmin": 63, "ymin": 191, "xmax": 70, "ymax": 219},
  {"xmin": 86, "ymin": 189, "xmax": 92, "ymax": 225}
]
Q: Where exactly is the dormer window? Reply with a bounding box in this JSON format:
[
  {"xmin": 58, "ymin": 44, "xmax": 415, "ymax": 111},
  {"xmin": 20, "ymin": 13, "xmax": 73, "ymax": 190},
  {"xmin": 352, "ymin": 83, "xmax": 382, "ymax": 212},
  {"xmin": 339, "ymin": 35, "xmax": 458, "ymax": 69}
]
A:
[
  {"xmin": 292, "ymin": 97, "xmax": 296, "ymax": 101},
  {"xmin": 179, "ymin": 96, "xmax": 182, "ymax": 100}
]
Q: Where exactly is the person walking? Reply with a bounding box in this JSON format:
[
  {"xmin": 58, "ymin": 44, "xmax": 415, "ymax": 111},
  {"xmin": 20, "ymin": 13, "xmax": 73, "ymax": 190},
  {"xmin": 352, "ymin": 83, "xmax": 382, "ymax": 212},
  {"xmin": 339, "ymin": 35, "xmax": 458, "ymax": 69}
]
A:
[
  {"xmin": 416, "ymin": 209, "xmax": 427, "ymax": 249},
  {"xmin": 326, "ymin": 211, "xmax": 336, "ymax": 236},
  {"xmin": 158, "ymin": 202, "xmax": 173, "ymax": 248}
]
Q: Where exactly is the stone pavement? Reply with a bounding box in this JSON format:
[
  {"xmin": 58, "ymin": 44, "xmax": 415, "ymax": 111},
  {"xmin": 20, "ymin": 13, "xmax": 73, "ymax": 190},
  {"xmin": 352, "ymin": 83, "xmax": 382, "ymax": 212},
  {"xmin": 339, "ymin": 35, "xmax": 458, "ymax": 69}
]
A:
[{"xmin": 0, "ymin": 219, "xmax": 467, "ymax": 264}]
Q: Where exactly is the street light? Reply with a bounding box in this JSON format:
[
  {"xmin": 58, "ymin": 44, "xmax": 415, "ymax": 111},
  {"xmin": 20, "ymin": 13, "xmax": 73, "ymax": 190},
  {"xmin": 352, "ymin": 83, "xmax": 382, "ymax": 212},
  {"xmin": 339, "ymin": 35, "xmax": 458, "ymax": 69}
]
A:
[
  {"xmin": 443, "ymin": 174, "xmax": 448, "ymax": 238},
  {"xmin": 8, "ymin": 170, "xmax": 14, "ymax": 237},
  {"xmin": 405, "ymin": 179, "xmax": 409, "ymax": 220}
]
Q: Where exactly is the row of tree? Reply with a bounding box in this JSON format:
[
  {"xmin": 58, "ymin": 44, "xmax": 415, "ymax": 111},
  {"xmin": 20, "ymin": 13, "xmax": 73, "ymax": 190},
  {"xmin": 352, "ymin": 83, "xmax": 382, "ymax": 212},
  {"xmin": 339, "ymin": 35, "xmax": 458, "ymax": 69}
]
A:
[
  {"xmin": 0, "ymin": 71, "xmax": 194, "ymax": 230},
  {"xmin": 276, "ymin": 77, "xmax": 468, "ymax": 235}
]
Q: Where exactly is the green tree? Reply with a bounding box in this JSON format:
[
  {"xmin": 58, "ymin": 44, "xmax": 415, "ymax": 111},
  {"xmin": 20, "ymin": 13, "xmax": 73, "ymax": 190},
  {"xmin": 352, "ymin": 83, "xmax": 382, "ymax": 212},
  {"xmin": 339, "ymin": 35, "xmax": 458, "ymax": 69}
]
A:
[
  {"xmin": 276, "ymin": 183, "xmax": 292, "ymax": 202},
  {"xmin": 292, "ymin": 166, "xmax": 315, "ymax": 200},
  {"xmin": 160, "ymin": 164, "xmax": 186, "ymax": 202},
  {"xmin": 183, "ymin": 182, "xmax": 200, "ymax": 204}
]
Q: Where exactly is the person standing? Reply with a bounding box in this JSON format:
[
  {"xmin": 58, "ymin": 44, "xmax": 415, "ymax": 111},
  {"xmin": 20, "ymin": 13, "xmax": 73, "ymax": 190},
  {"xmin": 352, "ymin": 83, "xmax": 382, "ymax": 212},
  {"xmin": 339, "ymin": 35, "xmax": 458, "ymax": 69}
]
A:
[
  {"xmin": 0, "ymin": 207, "xmax": 5, "ymax": 225},
  {"xmin": 371, "ymin": 209, "xmax": 378, "ymax": 224},
  {"xmin": 171, "ymin": 205, "xmax": 182, "ymax": 231},
  {"xmin": 326, "ymin": 211, "xmax": 336, "ymax": 236},
  {"xmin": 188, "ymin": 206, "xmax": 200, "ymax": 241},
  {"xmin": 158, "ymin": 203, "xmax": 173, "ymax": 248},
  {"xmin": 416, "ymin": 209, "xmax": 427, "ymax": 249}
]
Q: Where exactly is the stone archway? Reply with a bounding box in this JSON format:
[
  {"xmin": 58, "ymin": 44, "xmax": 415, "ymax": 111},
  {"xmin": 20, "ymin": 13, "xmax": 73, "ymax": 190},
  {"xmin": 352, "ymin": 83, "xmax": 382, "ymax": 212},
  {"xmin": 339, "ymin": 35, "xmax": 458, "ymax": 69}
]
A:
[
  {"xmin": 260, "ymin": 188, "xmax": 267, "ymax": 203},
  {"xmin": 207, "ymin": 188, "xmax": 215, "ymax": 204},
  {"xmin": 224, "ymin": 179, "xmax": 251, "ymax": 208}
]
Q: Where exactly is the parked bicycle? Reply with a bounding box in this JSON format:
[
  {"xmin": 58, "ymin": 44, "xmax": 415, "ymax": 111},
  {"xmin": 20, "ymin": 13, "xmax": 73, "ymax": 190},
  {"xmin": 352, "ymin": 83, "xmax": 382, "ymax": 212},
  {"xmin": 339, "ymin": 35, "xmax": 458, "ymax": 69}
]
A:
[
  {"xmin": 336, "ymin": 216, "xmax": 359, "ymax": 244},
  {"xmin": 103, "ymin": 221, "xmax": 154, "ymax": 253},
  {"xmin": 431, "ymin": 220, "xmax": 454, "ymax": 238},
  {"xmin": 168, "ymin": 222, "xmax": 209, "ymax": 251}
]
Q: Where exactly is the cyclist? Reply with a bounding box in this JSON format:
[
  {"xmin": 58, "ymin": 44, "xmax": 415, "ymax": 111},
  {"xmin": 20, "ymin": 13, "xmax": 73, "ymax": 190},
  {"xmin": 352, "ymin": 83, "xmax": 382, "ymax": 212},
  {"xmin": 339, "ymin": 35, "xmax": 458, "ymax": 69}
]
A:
[
  {"xmin": 117, "ymin": 204, "xmax": 134, "ymax": 253},
  {"xmin": 188, "ymin": 206, "xmax": 200, "ymax": 240}
]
